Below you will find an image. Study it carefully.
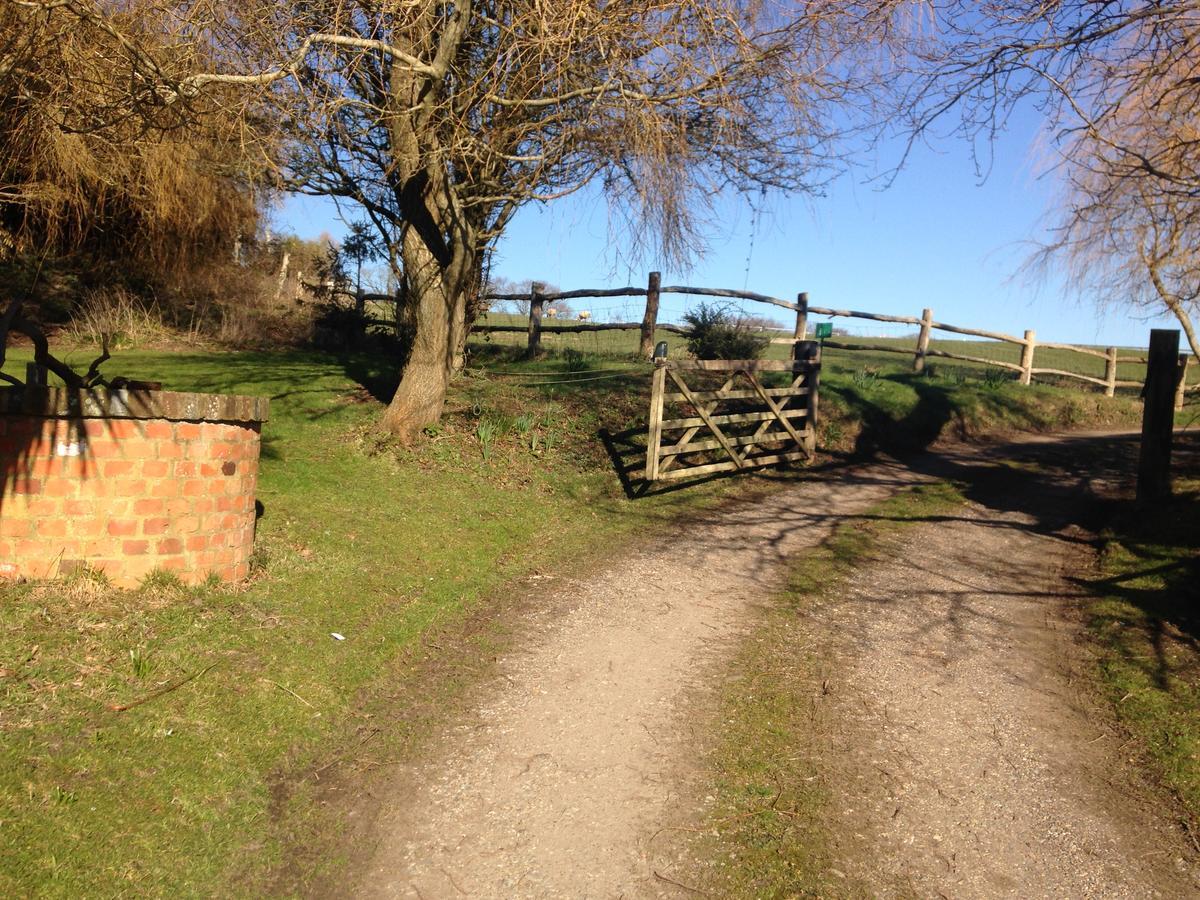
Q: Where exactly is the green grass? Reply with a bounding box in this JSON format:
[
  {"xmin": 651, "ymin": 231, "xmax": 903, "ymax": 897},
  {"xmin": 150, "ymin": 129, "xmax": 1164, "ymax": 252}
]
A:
[
  {"xmin": 1083, "ymin": 473, "xmax": 1200, "ymax": 820},
  {"xmin": 0, "ymin": 338, "xmax": 1144, "ymax": 896},
  {"xmin": 684, "ymin": 482, "xmax": 967, "ymax": 897}
]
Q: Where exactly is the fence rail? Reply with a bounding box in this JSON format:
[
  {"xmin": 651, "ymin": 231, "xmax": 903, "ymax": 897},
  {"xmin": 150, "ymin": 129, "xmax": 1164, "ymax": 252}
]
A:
[{"xmin": 475, "ymin": 272, "xmax": 1184, "ymax": 406}]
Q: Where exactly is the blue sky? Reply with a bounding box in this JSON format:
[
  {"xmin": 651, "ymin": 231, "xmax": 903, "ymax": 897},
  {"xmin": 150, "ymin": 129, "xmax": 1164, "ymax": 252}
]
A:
[{"xmin": 280, "ymin": 110, "xmax": 1177, "ymax": 349}]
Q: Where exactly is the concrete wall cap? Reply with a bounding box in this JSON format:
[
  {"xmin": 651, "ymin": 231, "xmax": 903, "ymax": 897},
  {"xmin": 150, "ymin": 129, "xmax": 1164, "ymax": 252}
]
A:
[{"xmin": 0, "ymin": 387, "xmax": 269, "ymax": 423}]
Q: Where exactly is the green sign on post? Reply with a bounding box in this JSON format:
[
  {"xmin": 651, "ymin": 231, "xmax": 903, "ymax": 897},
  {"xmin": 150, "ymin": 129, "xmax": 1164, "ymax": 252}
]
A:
[{"xmin": 815, "ymin": 322, "xmax": 833, "ymax": 340}]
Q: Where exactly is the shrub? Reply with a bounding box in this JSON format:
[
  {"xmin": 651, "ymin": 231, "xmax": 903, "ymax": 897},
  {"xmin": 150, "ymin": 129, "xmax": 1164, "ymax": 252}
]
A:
[{"xmin": 682, "ymin": 302, "xmax": 769, "ymax": 360}]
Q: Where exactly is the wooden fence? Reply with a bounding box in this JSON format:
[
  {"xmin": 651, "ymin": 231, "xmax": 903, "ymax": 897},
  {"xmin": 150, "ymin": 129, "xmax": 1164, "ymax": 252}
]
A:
[{"xmin": 477, "ymin": 273, "xmax": 1191, "ymax": 405}]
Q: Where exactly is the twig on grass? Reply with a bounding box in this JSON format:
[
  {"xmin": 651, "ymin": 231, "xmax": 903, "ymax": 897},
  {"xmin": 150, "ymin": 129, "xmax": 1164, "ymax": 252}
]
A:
[
  {"xmin": 107, "ymin": 662, "xmax": 220, "ymax": 712},
  {"xmin": 653, "ymin": 869, "xmax": 710, "ymax": 896},
  {"xmin": 261, "ymin": 678, "xmax": 314, "ymax": 707}
]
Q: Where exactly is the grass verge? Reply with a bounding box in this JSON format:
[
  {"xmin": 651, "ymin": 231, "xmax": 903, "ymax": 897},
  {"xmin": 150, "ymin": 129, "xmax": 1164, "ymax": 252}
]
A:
[
  {"xmin": 681, "ymin": 481, "xmax": 966, "ymax": 897},
  {"xmin": 1083, "ymin": 470, "xmax": 1200, "ymax": 822},
  {"xmin": 0, "ymin": 340, "xmax": 1138, "ymax": 896}
]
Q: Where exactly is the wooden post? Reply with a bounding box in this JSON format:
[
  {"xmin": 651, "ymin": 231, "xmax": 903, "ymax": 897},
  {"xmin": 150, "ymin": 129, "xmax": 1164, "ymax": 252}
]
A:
[
  {"xmin": 638, "ymin": 271, "xmax": 662, "ymax": 359},
  {"xmin": 792, "ymin": 291, "xmax": 808, "ymax": 349},
  {"xmin": 526, "ymin": 281, "xmax": 545, "ymax": 358},
  {"xmin": 1174, "ymin": 354, "xmax": 1190, "ymax": 411},
  {"xmin": 1018, "ymin": 329, "xmax": 1036, "ymax": 385},
  {"xmin": 913, "ymin": 307, "xmax": 933, "ymax": 373},
  {"xmin": 1137, "ymin": 329, "xmax": 1180, "ymax": 503},
  {"xmin": 645, "ymin": 361, "xmax": 667, "ymax": 482},
  {"xmin": 796, "ymin": 340, "xmax": 820, "ymax": 454},
  {"xmin": 1104, "ymin": 346, "xmax": 1118, "ymax": 397}
]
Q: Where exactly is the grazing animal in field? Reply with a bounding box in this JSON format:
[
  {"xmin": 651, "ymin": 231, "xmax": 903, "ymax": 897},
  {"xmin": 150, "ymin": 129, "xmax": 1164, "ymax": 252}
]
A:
[
  {"xmin": 545, "ymin": 307, "xmax": 558, "ymax": 318},
  {"xmin": 578, "ymin": 310, "xmax": 591, "ymax": 322}
]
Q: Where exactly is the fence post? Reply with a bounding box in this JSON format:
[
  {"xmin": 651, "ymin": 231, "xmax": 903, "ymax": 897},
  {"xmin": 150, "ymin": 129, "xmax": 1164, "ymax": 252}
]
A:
[
  {"xmin": 1175, "ymin": 354, "xmax": 1190, "ymax": 411},
  {"xmin": 1138, "ymin": 329, "xmax": 1180, "ymax": 503},
  {"xmin": 638, "ymin": 271, "xmax": 661, "ymax": 359},
  {"xmin": 1018, "ymin": 329, "xmax": 1036, "ymax": 385},
  {"xmin": 526, "ymin": 281, "xmax": 545, "ymax": 358},
  {"xmin": 796, "ymin": 339, "xmax": 820, "ymax": 454},
  {"xmin": 913, "ymin": 307, "xmax": 933, "ymax": 373},
  {"xmin": 1104, "ymin": 347, "xmax": 1118, "ymax": 397},
  {"xmin": 793, "ymin": 291, "xmax": 808, "ymax": 346}
]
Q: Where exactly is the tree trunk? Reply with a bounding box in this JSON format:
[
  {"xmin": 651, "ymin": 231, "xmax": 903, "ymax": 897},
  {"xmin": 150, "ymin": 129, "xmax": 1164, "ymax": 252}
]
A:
[{"xmin": 379, "ymin": 229, "xmax": 473, "ymax": 443}]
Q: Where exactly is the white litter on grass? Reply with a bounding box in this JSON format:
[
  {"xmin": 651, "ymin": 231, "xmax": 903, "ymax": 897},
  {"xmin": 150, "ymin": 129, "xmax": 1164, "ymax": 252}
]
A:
[{"xmin": 330, "ymin": 632, "xmax": 345, "ymax": 641}]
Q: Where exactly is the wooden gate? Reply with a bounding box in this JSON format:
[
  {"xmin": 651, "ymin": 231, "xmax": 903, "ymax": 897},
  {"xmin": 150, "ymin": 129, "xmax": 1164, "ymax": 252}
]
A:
[{"xmin": 644, "ymin": 342, "xmax": 820, "ymax": 482}]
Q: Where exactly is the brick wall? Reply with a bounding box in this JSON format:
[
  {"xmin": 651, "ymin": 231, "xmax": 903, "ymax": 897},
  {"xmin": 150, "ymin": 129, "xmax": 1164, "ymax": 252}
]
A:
[{"xmin": 0, "ymin": 388, "xmax": 269, "ymax": 587}]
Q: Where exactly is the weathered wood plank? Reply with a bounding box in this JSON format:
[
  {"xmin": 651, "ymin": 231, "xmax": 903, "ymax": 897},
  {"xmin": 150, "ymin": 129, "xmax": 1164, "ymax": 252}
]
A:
[
  {"xmin": 806, "ymin": 306, "xmax": 923, "ymax": 326},
  {"xmin": 667, "ymin": 370, "xmax": 745, "ymax": 469},
  {"xmin": 645, "ymin": 365, "xmax": 667, "ymax": 482},
  {"xmin": 1036, "ymin": 341, "xmax": 1110, "ymax": 360},
  {"xmin": 1029, "ymin": 367, "xmax": 1109, "ymax": 387},
  {"xmin": 652, "ymin": 448, "xmax": 812, "ymax": 482},
  {"xmin": 660, "ymin": 408, "xmax": 808, "ymax": 430},
  {"xmin": 662, "ymin": 386, "xmax": 810, "ymax": 404},
  {"xmin": 666, "ymin": 359, "xmax": 810, "ymax": 372},
  {"xmin": 660, "ymin": 285, "xmax": 800, "ymax": 313},
  {"xmin": 475, "ymin": 322, "xmax": 687, "ymax": 335},
  {"xmin": 659, "ymin": 430, "xmax": 796, "ymax": 457}
]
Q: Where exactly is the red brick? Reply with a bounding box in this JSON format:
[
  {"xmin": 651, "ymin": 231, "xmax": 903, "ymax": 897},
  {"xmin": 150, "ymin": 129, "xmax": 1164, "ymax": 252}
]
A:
[
  {"xmin": 151, "ymin": 480, "xmax": 179, "ymax": 499},
  {"xmin": 144, "ymin": 421, "xmax": 174, "ymax": 440},
  {"xmin": 186, "ymin": 534, "xmax": 208, "ymax": 552},
  {"xmin": 143, "ymin": 517, "xmax": 170, "ymax": 536},
  {"xmin": 44, "ymin": 478, "xmax": 76, "ymax": 498},
  {"xmin": 177, "ymin": 423, "xmax": 202, "ymax": 440},
  {"xmin": 107, "ymin": 519, "xmax": 137, "ymax": 536},
  {"xmin": 182, "ymin": 480, "xmax": 205, "ymax": 497},
  {"xmin": 37, "ymin": 519, "xmax": 68, "ymax": 538},
  {"xmin": 142, "ymin": 460, "xmax": 169, "ymax": 478},
  {"xmin": 104, "ymin": 460, "xmax": 135, "ymax": 477},
  {"xmin": 157, "ymin": 442, "xmax": 183, "ymax": 460},
  {"xmin": 133, "ymin": 498, "xmax": 164, "ymax": 515},
  {"xmin": 0, "ymin": 519, "xmax": 31, "ymax": 538},
  {"xmin": 157, "ymin": 537, "xmax": 184, "ymax": 555},
  {"xmin": 71, "ymin": 519, "xmax": 104, "ymax": 538},
  {"xmin": 106, "ymin": 420, "xmax": 141, "ymax": 440},
  {"xmin": 24, "ymin": 498, "xmax": 58, "ymax": 516},
  {"xmin": 64, "ymin": 498, "xmax": 92, "ymax": 516},
  {"xmin": 85, "ymin": 440, "xmax": 120, "ymax": 459},
  {"xmin": 122, "ymin": 540, "xmax": 149, "ymax": 555}
]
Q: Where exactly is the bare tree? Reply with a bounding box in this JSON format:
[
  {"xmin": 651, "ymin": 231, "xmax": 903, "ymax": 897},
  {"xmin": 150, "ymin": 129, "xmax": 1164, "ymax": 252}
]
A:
[
  {"xmin": 12, "ymin": 0, "xmax": 905, "ymax": 440},
  {"xmin": 891, "ymin": 2, "xmax": 1200, "ymax": 350},
  {"xmin": 1037, "ymin": 80, "xmax": 1200, "ymax": 357},
  {"xmin": 895, "ymin": 2, "xmax": 1200, "ymax": 195}
]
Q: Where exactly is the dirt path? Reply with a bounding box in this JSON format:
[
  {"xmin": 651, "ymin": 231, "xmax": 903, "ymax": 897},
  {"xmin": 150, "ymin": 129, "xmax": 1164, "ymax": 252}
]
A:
[
  {"xmin": 350, "ymin": 435, "xmax": 1199, "ymax": 898},
  {"xmin": 352, "ymin": 460, "xmax": 923, "ymax": 898},
  {"xmin": 810, "ymin": 496, "xmax": 1198, "ymax": 898}
]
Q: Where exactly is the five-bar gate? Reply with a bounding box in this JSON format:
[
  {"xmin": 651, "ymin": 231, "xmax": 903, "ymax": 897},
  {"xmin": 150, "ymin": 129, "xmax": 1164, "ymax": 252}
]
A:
[{"xmin": 644, "ymin": 342, "xmax": 820, "ymax": 482}]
